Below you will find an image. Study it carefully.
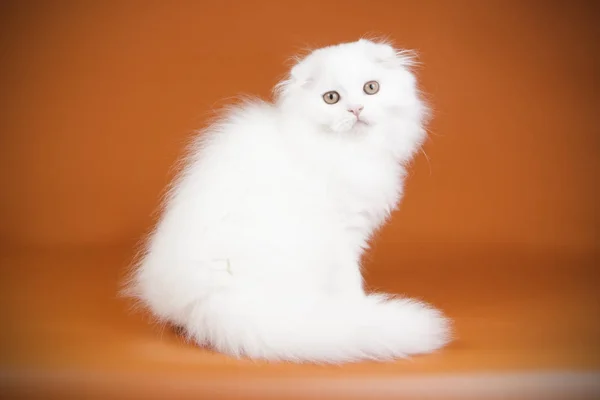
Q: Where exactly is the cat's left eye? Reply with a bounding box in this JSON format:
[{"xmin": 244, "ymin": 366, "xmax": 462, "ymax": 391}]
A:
[{"xmin": 363, "ymin": 81, "xmax": 380, "ymax": 95}]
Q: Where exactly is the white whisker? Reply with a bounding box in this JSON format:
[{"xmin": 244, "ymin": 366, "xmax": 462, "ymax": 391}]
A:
[{"xmin": 420, "ymin": 148, "xmax": 432, "ymax": 176}]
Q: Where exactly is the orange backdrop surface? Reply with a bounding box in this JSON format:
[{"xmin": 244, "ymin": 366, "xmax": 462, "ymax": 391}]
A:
[
  {"xmin": 1, "ymin": 0, "xmax": 598, "ymax": 251},
  {"xmin": 2, "ymin": 2, "xmax": 600, "ymax": 399}
]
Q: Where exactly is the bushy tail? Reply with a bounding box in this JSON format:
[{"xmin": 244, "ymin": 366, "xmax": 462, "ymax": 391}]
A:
[{"xmin": 185, "ymin": 291, "xmax": 451, "ymax": 363}]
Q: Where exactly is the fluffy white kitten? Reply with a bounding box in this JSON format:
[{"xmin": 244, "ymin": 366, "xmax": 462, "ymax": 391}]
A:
[{"xmin": 128, "ymin": 39, "xmax": 451, "ymax": 363}]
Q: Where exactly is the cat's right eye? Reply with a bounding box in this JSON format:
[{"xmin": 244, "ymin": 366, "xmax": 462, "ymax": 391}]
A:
[{"xmin": 323, "ymin": 91, "xmax": 340, "ymax": 105}]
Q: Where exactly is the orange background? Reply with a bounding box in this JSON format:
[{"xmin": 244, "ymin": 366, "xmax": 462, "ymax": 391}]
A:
[
  {"xmin": 2, "ymin": 0, "xmax": 598, "ymax": 250},
  {"xmin": 1, "ymin": 1, "xmax": 599, "ymax": 399}
]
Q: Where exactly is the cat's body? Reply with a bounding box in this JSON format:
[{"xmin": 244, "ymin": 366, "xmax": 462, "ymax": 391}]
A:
[{"xmin": 128, "ymin": 39, "xmax": 451, "ymax": 363}]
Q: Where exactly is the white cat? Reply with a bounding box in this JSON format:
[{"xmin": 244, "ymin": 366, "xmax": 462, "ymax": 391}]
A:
[{"xmin": 127, "ymin": 38, "xmax": 451, "ymax": 363}]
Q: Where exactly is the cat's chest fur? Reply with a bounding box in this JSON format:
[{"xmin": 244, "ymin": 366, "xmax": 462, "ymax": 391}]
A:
[{"xmin": 279, "ymin": 126, "xmax": 403, "ymax": 234}]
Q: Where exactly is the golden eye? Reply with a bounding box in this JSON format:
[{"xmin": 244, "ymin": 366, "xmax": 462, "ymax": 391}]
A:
[
  {"xmin": 323, "ymin": 91, "xmax": 340, "ymax": 104},
  {"xmin": 363, "ymin": 81, "xmax": 380, "ymax": 95}
]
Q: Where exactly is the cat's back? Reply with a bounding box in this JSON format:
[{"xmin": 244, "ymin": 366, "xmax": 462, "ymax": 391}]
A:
[
  {"xmin": 198, "ymin": 99, "xmax": 279, "ymax": 152},
  {"xmin": 172, "ymin": 99, "xmax": 287, "ymax": 201}
]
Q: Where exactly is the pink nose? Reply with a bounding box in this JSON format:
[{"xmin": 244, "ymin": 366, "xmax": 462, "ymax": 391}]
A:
[{"xmin": 348, "ymin": 105, "xmax": 364, "ymax": 117}]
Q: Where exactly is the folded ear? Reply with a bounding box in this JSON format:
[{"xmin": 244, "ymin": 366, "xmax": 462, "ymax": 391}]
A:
[
  {"xmin": 273, "ymin": 56, "xmax": 315, "ymax": 100},
  {"xmin": 359, "ymin": 39, "xmax": 417, "ymax": 69},
  {"xmin": 289, "ymin": 59, "xmax": 314, "ymax": 88}
]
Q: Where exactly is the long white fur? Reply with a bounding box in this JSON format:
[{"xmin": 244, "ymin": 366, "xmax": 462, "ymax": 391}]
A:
[{"xmin": 127, "ymin": 39, "xmax": 451, "ymax": 363}]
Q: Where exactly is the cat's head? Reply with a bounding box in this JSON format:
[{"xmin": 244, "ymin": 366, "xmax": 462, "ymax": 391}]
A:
[{"xmin": 275, "ymin": 39, "xmax": 427, "ymax": 134}]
